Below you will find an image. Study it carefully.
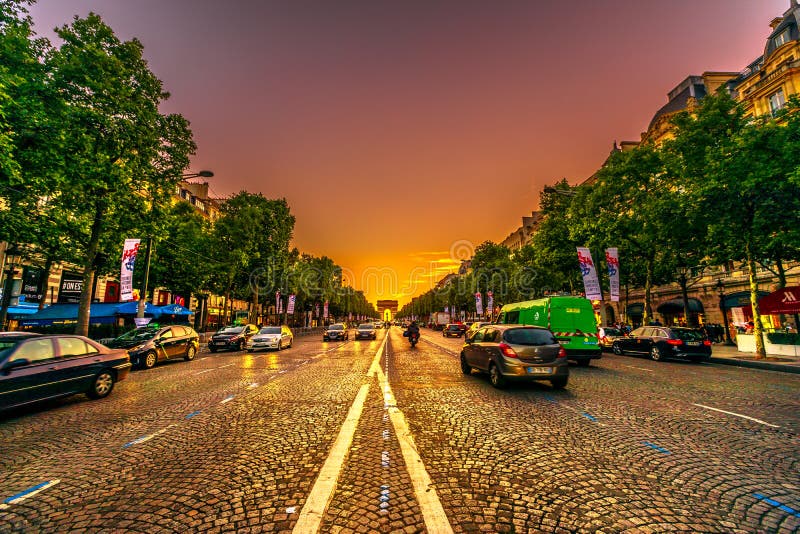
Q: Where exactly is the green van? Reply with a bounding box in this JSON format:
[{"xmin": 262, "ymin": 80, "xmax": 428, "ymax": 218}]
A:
[{"xmin": 497, "ymin": 296, "xmax": 601, "ymax": 366}]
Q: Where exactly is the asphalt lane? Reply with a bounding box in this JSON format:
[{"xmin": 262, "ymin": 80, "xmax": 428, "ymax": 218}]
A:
[{"xmin": 0, "ymin": 327, "xmax": 797, "ymax": 532}]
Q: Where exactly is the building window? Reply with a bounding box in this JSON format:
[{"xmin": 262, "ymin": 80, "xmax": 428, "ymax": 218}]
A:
[
  {"xmin": 769, "ymin": 88, "xmax": 786, "ymax": 113},
  {"xmin": 774, "ymin": 28, "xmax": 790, "ymax": 48}
]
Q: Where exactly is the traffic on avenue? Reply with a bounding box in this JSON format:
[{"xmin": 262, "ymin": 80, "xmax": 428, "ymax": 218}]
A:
[{"xmin": 1, "ymin": 326, "xmax": 798, "ymax": 533}]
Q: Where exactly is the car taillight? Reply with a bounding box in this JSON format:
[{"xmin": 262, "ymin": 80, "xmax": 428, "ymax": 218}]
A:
[
  {"xmin": 601, "ymin": 336, "xmax": 608, "ymax": 343},
  {"xmin": 498, "ymin": 343, "xmax": 518, "ymax": 358},
  {"xmin": 703, "ymin": 340, "xmax": 712, "ymax": 346},
  {"xmin": 558, "ymin": 346, "xmax": 567, "ymax": 358},
  {"xmin": 667, "ymin": 339, "xmax": 683, "ymax": 346}
]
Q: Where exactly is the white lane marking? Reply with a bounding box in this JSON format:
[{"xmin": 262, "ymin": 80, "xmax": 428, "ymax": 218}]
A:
[
  {"xmin": 624, "ymin": 365, "xmax": 654, "ymax": 373},
  {"xmin": 193, "ymin": 369, "xmax": 215, "ymax": 375},
  {"xmin": 375, "ymin": 351, "xmax": 453, "ymax": 533},
  {"xmin": 221, "ymin": 395, "xmax": 235, "ymax": 404},
  {"xmin": 0, "ymin": 480, "xmax": 60, "ymax": 510},
  {"xmin": 693, "ymin": 403, "xmax": 780, "ymax": 428},
  {"xmin": 123, "ymin": 424, "xmax": 178, "ymax": 448},
  {"xmin": 293, "ymin": 335, "xmax": 387, "ymax": 533},
  {"xmin": 219, "ymin": 363, "xmax": 236, "ymax": 368}
]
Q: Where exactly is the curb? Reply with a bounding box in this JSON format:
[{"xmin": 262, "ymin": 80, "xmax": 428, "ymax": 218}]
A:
[{"xmin": 709, "ymin": 356, "xmax": 800, "ymax": 375}]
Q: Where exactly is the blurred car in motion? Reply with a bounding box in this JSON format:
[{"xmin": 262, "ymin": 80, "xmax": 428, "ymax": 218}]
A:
[
  {"xmin": 598, "ymin": 326, "xmax": 626, "ymax": 350},
  {"xmin": 323, "ymin": 323, "xmax": 349, "ymax": 341},
  {"xmin": 460, "ymin": 325, "xmax": 568, "ymax": 389},
  {"xmin": 107, "ymin": 325, "xmax": 199, "ymax": 369},
  {"xmin": 355, "ymin": 323, "xmax": 377, "ymax": 340},
  {"xmin": 442, "ymin": 324, "xmax": 463, "ymax": 338},
  {"xmin": 209, "ymin": 324, "xmax": 259, "ymax": 352},
  {"xmin": 0, "ymin": 333, "xmax": 131, "ymax": 411},
  {"xmin": 612, "ymin": 326, "xmax": 712, "ymax": 362},
  {"xmin": 247, "ymin": 325, "xmax": 293, "ymax": 351}
]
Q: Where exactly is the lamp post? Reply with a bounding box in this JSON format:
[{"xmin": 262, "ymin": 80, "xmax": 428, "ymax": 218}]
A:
[
  {"xmin": 182, "ymin": 170, "xmax": 214, "ymax": 179},
  {"xmin": 716, "ymin": 279, "xmax": 733, "ymax": 345},
  {"xmin": 0, "ymin": 244, "xmax": 21, "ymax": 330},
  {"xmin": 677, "ymin": 263, "xmax": 692, "ymax": 327},
  {"xmin": 137, "ymin": 236, "xmax": 153, "ymax": 319}
]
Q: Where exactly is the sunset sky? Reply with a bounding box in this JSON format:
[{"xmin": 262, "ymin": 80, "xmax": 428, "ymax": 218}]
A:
[{"xmin": 30, "ymin": 0, "xmax": 789, "ymax": 306}]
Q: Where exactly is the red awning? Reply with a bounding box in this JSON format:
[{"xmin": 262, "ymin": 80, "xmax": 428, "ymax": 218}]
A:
[{"xmin": 758, "ymin": 286, "xmax": 800, "ymax": 314}]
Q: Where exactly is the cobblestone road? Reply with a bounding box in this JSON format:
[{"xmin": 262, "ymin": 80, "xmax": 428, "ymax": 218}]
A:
[{"xmin": 0, "ymin": 327, "xmax": 798, "ymax": 533}]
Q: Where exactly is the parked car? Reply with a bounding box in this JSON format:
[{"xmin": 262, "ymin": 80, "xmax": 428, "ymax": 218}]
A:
[
  {"xmin": 598, "ymin": 326, "xmax": 626, "ymax": 350},
  {"xmin": 465, "ymin": 321, "xmax": 492, "ymax": 340},
  {"xmin": 107, "ymin": 325, "xmax": 200, "ymax": 369},
  {"xmin": 323, "ymin": 323, "xmax": 349, "ymax": 341},
  {"xmin": 246, "ymin": 325, "xmax": 293, "ymax": 351},
  {"xmin": 355, "ymin": 323, "xmax": 377, "ymax": 340},
  {"xmin": 442, "ymin": 324, "xmax": 463, "ymax": 338},
  {"xmin": 611, "ymin": 326, "xmax": 712, "ymax": 362},
  {"xmin": 209, "ymin": 324, "xmax": 259, "ymax": 352},
  {"xmin": 0, "ymin": 333, "xmax": 131, "ymax": 411},
  {"xmin": 460, "ymin": 325, "xmax": 568, "ymax": 389}
]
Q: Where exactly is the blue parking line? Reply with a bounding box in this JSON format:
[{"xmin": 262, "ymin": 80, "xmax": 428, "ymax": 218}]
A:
[
  {"xmin": 642, "ymin": 441, "xmax": 671, "ymax": 454},
  {"xmin": 123, "ymin": 436, "xmax": 148, "ymax": 448},
  {"xmin": 581, "ymin": 413, "xmax": 597, "ymax": 422},
  {"xmin": 542, "ymin": 395, "xmax": 558, "ymax": 404},
  {"xmin": 185, "ymin": 410, "xmax": 201, "ymax": 419},
  {"xmin": 3, "ymin": 481, "xmax": 50, "ymax": 504},
  {"xmin": 753, "ymin": 493, "xmax": 800, "ymax": 517}
]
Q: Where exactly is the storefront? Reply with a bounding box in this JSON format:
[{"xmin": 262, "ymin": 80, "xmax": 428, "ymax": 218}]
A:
[{"xmin": 656, "ymin": 297, "xmax": 704, "ymax": 326}]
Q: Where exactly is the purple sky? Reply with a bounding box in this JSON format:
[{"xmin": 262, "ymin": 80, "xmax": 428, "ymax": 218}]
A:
[{"xmin": 28, "ymin": 0, "xmax": 789, "ymax": 304}]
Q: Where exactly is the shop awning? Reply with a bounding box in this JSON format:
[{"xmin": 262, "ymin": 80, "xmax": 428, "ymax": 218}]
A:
[
  {"xmin": 20, "ymin": 303, "xmax": 122, "ymax": 327},
  {"xmin": 758, "ymin": 286, "xmax": 800, "ymax": 314},
  {"xmin": 656, "ymin": 297, "xmax": 704, "ymax": 314},
  {"xmin": 155, "ymin": 304, "xmax": 192, "ymax": 316},
  {"xmin": 115, "ymin": 301, "xmax": 161, "ymax": 316},
  {"xmin": 6, "ymin": 304, "xmax": 41, "ymax": 318}
]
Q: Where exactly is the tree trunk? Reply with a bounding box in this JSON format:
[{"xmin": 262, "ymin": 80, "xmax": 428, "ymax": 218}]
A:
[
  {"xmin": 747, "ymin": 242, "xmax": 766, "ymax": 359},
  {"xmin": 776, "ymin": 259, "xmax": 786, "ymax": 289},
  {"xmin": 38, "ymin": 257, "xmax": 53, "ymax": 310},
  {"xmin": 75, "ymin": 199, "xmax": 107, "ymax": 336},
  {"xmin": 643, "ymin": 259, "xmax": 653, "ymax": 326},
  {"xmin": 680, "ymin": 277, "xmax": 691, "ymax": 327}
]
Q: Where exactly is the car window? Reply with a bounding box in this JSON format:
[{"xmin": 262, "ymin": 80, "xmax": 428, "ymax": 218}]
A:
[
  {"xmin": 57, "ymin": 337, "xmax": 97, "ymax": 357},
  {"xmin": 329, "ymin": 325, "xmax": 344, "ymax": 331},
  {"xmin": 504, "ymin": 328, "xmax": 556, "ymax": 346},
  {"xmin": 482, "ymin": 329, "xmax": 499, "ymax": 343},
  {"xmin": 219, "ymin": 326, "xmax": 244, "ymax": 334},
  {"xmin": 632, "ymin": 327, "xmax": 648, "ymax": 337},
  {"xmin": 471, "ymin": 330, "xmax": 485, "ymax": 343},
  {"xmin": 260, "ymin": 327, "xmax": 281, "ymax": 334},
  {"xmin": 171, "ymin": 326, "xmax": 187, "ymax": 337},
  {"xmin": 602, "ymin": 328, "xmax": 622, "ymax": 336},
  {"xmin": 672, "ymin": 329, "xmax": 705, "ymax": 341},
  {"xmin": 13, "ymin": 338, "xmax": 56, "ymax": 363},
  {"xmin": 160, "ymin": 329, "xmax": 174, "ymax": 339},
  {"xmin": 655, "ymin": 329, "xmax": 668, "ymax": 338},
  {"xmin": 505, "ymin": 311, "xmax": 520, "ymax": 324}
]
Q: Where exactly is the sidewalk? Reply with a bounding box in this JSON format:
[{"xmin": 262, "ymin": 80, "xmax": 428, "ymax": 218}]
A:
[{"xmin": 709, "ymin": 343, "xmax": 800, "ymax": 374}]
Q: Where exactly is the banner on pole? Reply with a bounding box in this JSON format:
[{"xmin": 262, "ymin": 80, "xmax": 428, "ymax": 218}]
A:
[
  {"xmin": 120, "ymin": 239, "xmax": 141, "ymax": 301},
  {"xmin": 287, "ymin": 294, "xmax": 296, "ymax": 315},
  {"xmin": 487, "ymin": 291, "xmax": 494, "ymax": 315},
  {"xmin": 323, "ymin": 300, "xmax": 329, "ymax": 318},
  {"xmin": 475, "ymin": 292, "xmax": 484, "ymax": 316},
  {"xmin": 315, "ymin": 304, "xmax": 320, "ymax": 317},
  {"xmin": 605, "ymin": 248, "xmax": 620, "ymax": 302},
  {"xmin": 577, "ymin": 247, "xmax": 603, "ymax": 300}
]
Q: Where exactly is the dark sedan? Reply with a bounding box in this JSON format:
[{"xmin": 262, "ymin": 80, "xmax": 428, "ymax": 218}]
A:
[
  {"xmin": 323, "ymin": 324, "xmax": 349, "ymax": 341},
  {"xmin": 107, "ymin": 325, "xmax": 199, "ymax": 369},
  {"xmin": 442, "ymin": 324, "xmax": 464, "ymax": 338},
  {"xmin": 209, "ymin": 324, "xmax": 259, "ymax": 352},
  {"xmin": 0, "ymin": 333, "xmax": 131, "ymax": 411},
  {"xmin": 612, "ymin": 326, "xmax": 712, "ymax": 362},
  {"xmin": 355, "ymin": 323, "xmax": 377, "ymax": 340},
  {"xmin": 460, "ymin": 325, "xmax": 568, "ymax": 389}
]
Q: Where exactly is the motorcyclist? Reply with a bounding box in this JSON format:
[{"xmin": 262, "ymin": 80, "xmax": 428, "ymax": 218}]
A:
[{"xmin": 405, "ymin": 320, "xmax": 421, "ymax": 344}]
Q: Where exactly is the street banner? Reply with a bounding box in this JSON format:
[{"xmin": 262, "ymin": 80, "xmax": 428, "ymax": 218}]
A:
[
  {"xmin": 287, "ymin": 294, "xmax": 296, "ymax": 315},
  {"xmin": 605, "ymin": 248, "xmax": 620, "ymax": 302},
  {"xmin": 349, "ymin": 312, "xmax": 353, "ymax": 321},
  {"xmin": 276, "ymin": 291, "xmax": 282, "ymax": 314},
  {"xmin": 577, "ymin": 247, "xmax": 603, "ymax": 300},
  {"xmin": 475, "ymin": 292, "xmax": 484, "ymax": 316},
  {"xmin": 120, "ymin": 238, "xmax": 141, "ymax": 301},
  {"xmin": 487, "ymin": 291, "xmax": 494, "ymax": 315},
  {"xmin": 315, "ymin": 304, "xmax": 320, "ymax": 317},
  {"xmin": 444, "ymin": 306, "xmax": 449, "ymax": 314},
  {"xmin": 134, "ymin": 317, "xmax": 151, "ymax": 328},
  {"xmin": 323, "ymin": 300, "xmax": 329, "ymax": 318}
]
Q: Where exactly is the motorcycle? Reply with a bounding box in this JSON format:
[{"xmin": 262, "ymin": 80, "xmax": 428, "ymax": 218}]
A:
[{"xmin": 408, "ymin": 331, "xmax": 419, "ymax": 347}]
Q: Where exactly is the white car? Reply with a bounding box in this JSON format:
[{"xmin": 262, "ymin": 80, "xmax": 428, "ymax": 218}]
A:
[{"xmin": 247, "ymin": 325, "xmax": 293, "ymax": 351}]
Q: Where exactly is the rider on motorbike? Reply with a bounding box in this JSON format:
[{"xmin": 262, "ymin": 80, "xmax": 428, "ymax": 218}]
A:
[{"xmin": 405, "ymin": 321, "xmax": 421, "ymax": 346}]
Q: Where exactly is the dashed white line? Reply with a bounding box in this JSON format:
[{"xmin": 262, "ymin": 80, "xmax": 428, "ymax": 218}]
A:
[
  {"xmin": 623, "ymin": 365, "xmax": 654, "ymax": 372},
  {"xmin": 193, "ymin": 369, "xmax": 214, "ymax": 375},
  {"xmin": 693, "ymin": 403, "xmax": 780, "ymax": 428}
]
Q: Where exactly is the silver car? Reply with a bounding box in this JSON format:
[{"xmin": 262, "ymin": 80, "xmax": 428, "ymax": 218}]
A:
[
  {"xmin": 246, "ymin": 326, "xmax": 293, "ymax": 351},
  {"xmin": 460, "ymin": 325, "xmax": 568, "ymax": 389}
]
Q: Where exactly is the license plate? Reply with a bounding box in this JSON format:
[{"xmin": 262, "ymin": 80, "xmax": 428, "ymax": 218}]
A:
[
  {"xmin": 687, "ymin": 341, "xmax": 701, "ymax": 346},
  {"xmin": 527, "ymin": 367, "xmax": 552, "ymax": 374},
  {"xmin": 558, "ymin": 340, "xmax": 569, "ymax": 345}
]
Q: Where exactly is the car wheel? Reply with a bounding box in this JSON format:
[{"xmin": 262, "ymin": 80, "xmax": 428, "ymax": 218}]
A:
[
  {"xmin": 650, "ymin": 346, "xmax": 663, "ymax": 361},
  {"xmin": 87, "ymin": 370, "xmax": 115, "ymax": 399},
  {"xmin": 612, "ymin": 342, "xmax": 623, "ymax": 355},
  {"xmin": 460, "ymin": 354, "xmax": 471, "ymax": 375},
  {"xmin": 237, "ymin": 341, "xmax": 244, "ymax": 352},
  {"xmin": 143, "ymin": 351, "xmax": 158, "ymax": 369},
  {"xmin": 185, "ymin": 345, "xmax": 197, "ymax": 361},
  {"xmin": 488, "ymin": 363, "xmax": 506, "ymax": 389},
  {"xmin": 577, "ymin": 359, "xmax": 591, "ymax": 367},
  {"xmin": 209, "ymin": 346, "xmax": 217, "ymax": 353},
  {"xmin": 550, "ymin": 376, "xmax": 568, "ymax": 389},
  {"xmin": 289, "ymin": 338, "xmax": 293, "ymax": 348}
]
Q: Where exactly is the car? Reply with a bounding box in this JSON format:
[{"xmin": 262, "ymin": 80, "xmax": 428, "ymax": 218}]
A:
[
  {"xmin": 247, "ymin": 325, "xmax": 293, "ymax": 351},
  {"xmin": 460, "ymin": 325, "xmax": 568, "ymax": 389},
  {"xmin": 208, "ymin": 324, "xmax": 259, "ymax": 352},
  {"xmin": 442, "ymin": 324, "xmax": 463, "ymax": 338},
  {"xmin": 355, "ymin": 323, "xmax": 377, "ymax": 340},
  {"xmin": 106, "ymin": 325, "xmax": 200, "ymax": 369},
  {"xmin": 0, "ymin": 333, "xmax": 131, "ymax": 411},
  {"xmin": 611, "ymin": 326, "xmax": 712, "ymax": 362},
  {"xmin": 465, "ymin": 321, "xmax": 492, "ymax": 340},
  {"xmin": 598, "ymin": 326, "xmax": 626, "ymax": 350},
  {"xmin": 323, "ymin": 323, "xmax": 349, "ymax": 341}
]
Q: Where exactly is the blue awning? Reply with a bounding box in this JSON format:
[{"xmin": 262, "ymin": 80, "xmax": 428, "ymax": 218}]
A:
[
  {"xmin": 154, "ymin": 304, "xmax": 193, "ymax": 316},
  {"xmin": 115, "ymin": 301, "xmax": 161, "ymax": 316},
  {"xmin": 20, "ymin": 303, "xmax": 124, "ymax": 327},
  {"xmin": 6, "ymin": 305, "xmax": 41, "ymax": 318}
]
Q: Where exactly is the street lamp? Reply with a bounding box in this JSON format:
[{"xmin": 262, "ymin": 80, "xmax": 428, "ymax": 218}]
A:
[
  {"xmin": 0, "ymin": 244, "xmax": 21, "ymax": 330},
  {"xmin": 716, "ymin": 279, "xmax": 733, "ymax": 345},
  {"xmin": 182, "ymin": 170, "xmax": 214, "ymax": 179},
  {"xmin": 676, "ymin": 263, "xmax": 692, "ymax": 327}
]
